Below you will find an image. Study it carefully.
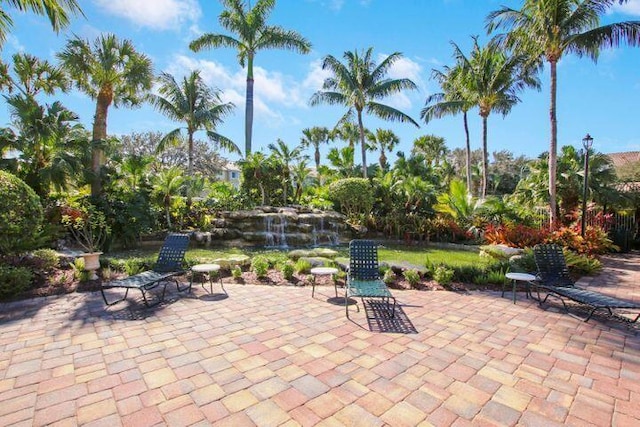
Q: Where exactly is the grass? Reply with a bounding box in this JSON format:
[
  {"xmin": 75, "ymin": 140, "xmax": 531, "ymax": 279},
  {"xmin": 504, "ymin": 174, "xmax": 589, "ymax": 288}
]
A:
[{"xmin": 106, "ymin": 243, "xmax": 489, "ymax": 269}]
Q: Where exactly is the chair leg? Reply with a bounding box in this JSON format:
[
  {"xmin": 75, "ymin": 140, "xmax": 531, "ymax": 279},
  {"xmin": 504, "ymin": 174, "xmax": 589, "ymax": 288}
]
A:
[{"xmin": 101, "ymin": 287, "xmax": 129, "ymax": 306}]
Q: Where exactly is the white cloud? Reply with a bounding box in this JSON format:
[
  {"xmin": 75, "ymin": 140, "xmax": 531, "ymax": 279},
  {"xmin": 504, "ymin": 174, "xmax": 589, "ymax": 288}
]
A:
[
  {"xmin": 5, "ymin": 35, "xmax": 24, "ymax": 52},
  {"xmin": 93, "ymin": 0, "xmax": 201, "ymax": 31},
  {"xmin": 612, "ymin": 0, "xmax": 640, "ymax": 16},
  {"xmin": 166, "ymin": 55, "xmax": 308, "ymax": 122},
  {"xmin": 302, "ymin": 59, "xmax": 333, "ymax": 91}
]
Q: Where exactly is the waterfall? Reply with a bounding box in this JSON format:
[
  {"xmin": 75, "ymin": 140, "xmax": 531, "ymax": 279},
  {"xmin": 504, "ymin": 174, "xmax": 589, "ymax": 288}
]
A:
[{"xmin": 264, "ymin": 214, "xmax": 288, "ymax": 248}]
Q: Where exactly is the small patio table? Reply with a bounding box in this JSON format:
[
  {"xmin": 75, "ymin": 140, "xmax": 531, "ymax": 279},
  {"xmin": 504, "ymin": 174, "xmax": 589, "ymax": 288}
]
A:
[
  {"xmin": 310, "ymin": 267, "xmax": 339, "ymax": 298},
  {"xmin": 190, "ymin": 263, "xmax": 226, "ymax": 295},
  {"xmin": 503, "ymin": 272, "xmax": 536, "ymax": 304}
]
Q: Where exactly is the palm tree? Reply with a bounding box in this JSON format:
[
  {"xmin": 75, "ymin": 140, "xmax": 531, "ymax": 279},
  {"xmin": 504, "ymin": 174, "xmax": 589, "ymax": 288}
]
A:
[
  {"xmin": 189, "ymin": 0, "xmax": 311, "ymax": 157},
  {"xmin": 450, "ymin": 37, "xmax": 539, "ymax": 198},
  {"xmin": 240, "ymin": 152, "xmax": 270, "ymax": 205},
  {"xmin": 119, "ymin": 154, "xmax": 152, "ymax": 190},
  {"xmin": 148, "ymin": 71, "xmax": 237, "ymax": 179},
  {"xmin": 291, "ymin": 160, "xmax": 311, "ymax": 203},
  {"xmin": 310, "ymin": 47, "xmax": 419, "ymax": 178},
  {"xmin": 367, "ymin": 128, "xmax": 399, "ymax": 170},
  {"xmin": 152, "ymin": 167, "xmax": 185, "ymax": 229},
  {"xmin": 57, "ymin": 33, "xmax": 153, "ymax": 197},
  {"xmin": 268, "ymin": 138, "xmax": 304, "ymax": 205},
  {"xmin": 5, "ymin": 95, "xmax": 86, "ymax": 198},
  {"xmin": 326, "ymin": 146, "xmax": 357, "ymax": 178},
  {"xmin": 0, "ymin": 52, "xmax": 69, "ymax": 97},
  {"xmin": 487, "ymin": 0, "xmax": 640, "ymax": 225},
  {"xmin": 412, "ymin": 135, "xmax": 449, "ymax": 166},
  {"xmin": 422, "ymin": 62, "xmax": 474, "ymax": 192},
  {"xmin": 300, "ymin": 126, "xmax": 329, "ymax": 171},
  {"xmin": 0, "ymin": 0, "xmax": 82, "ymax": 46}
]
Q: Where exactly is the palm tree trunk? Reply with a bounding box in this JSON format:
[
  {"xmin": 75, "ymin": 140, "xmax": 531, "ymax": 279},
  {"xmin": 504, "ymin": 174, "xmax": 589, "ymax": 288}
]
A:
[
  {"xmin": 186, "ymin": 130, "xmax": 194, "ymax": 208},
  {"xmin": 314, "ymin": 145, "xmax": 320, "ymax": 171},
  {"xmin": 91, "ymin": 89, "xmax": 111, "ymax": 197},
  {"xmin": 357, "ymin": 110, "xmax": 367, "ymax": 178},
  {"xmin": 245, "ymin": 53, "xmax": 255, "ymax": 157},
  {"xmin": 549, "ymin": 60, "xmax": 558, "ymax": 227},
  {"xmin": 481, "ymin": 114, "xmax": 488, "ymax": 198},
  {"xmin": 463, "ymin": 111, "xmax": 472, "ymax": 194}
]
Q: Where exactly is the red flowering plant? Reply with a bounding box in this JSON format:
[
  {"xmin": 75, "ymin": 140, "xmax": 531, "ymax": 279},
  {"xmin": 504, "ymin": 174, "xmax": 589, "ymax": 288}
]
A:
[
  {"xmin": 483, "ymin": 223, "xmax": 549, "ymax": 248},
  {"xmin": 61, "ymin": 201, "xmax": 110, "ymax": 253}
]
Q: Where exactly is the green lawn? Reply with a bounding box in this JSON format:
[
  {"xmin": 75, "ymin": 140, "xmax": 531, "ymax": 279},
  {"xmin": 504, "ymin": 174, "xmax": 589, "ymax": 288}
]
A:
[{"xmin": 107, "ymin": 243, "xmax": 489, "ymax": 268}]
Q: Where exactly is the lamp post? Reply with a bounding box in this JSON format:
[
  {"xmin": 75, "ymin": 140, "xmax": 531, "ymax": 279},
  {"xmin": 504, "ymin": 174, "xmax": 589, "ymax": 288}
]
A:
[{"xmin": 581, "ymin": 134, "xmax": 593, "ymax": 238}]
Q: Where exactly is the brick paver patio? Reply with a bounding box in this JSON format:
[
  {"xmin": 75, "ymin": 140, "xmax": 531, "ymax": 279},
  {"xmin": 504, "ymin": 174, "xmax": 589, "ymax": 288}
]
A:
[{"xmin": 1, "ymin": 253, "xmax": 639, "ymax": 426}]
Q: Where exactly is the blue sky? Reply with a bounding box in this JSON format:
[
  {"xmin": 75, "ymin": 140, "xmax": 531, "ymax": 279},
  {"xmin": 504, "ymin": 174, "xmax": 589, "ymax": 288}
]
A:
[{"xmin": 2, "ymin": 0, "xmax": 639, "ymax": 165}]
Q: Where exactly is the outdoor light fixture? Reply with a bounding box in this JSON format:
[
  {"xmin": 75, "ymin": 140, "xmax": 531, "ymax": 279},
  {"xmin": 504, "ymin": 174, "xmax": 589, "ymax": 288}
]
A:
[{"xmin": 581, "ymin": 134, "xmax": 593, "ymax": 238}]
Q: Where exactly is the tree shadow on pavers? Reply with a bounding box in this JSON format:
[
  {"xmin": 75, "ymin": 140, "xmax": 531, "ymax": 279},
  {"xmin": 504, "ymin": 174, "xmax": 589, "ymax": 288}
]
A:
[{"xmin": 362, "ymin": 299, "xmax": 418, "ymax": 334}]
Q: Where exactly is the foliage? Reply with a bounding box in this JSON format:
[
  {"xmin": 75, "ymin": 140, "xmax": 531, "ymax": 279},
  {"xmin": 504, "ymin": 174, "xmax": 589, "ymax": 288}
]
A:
[
  {"xmin": 403, "ymin": 269, "xmax": 421, "ymax": 288},
  {"xmin": 279, "ymin": 261, "xmax": 295, "ymax": 280},
  {"xmin": 96, "ymin": 189, "xmax": 157, "ymax": 249},
  {"xmin": 71, "ymin": 257, "xmax": 90, "ymax": 281},
  {"xmin": 546, "ymin": 225, "xmax": 617, "ymax": 256},
  {"xmin": 435, "ymin": 179, "xmax": 482, "ymax": 233},
  {"xmin": 251, "ymin": 255, "xmax": 269, "ymax": 278},
  {"xmin": 231, "ymin": 265, "xmax": 242, "ymax": 280},
  {"xmin": 239, "ymin": 153, "xmax": 286, "ymax": 206},
  {"xmin": 61, "ymin": 199, "xmax": 110, "ymax": 253},
  {"xmin": 328, "ymin": 178, "xmax": 374, "ymax": 224},
  {"xmin": 486, "ymin": 269, "xmax": 508, "ymax": 285},
  {"xmin": 294, "ymin": 258, "xmax": 312, "ymax": 274},
  {"xmin": 483, "ymin": 223, "xmax": 548, "ymax": 248},
  {"xmin": 382, "ymin": 268, "xmax": 396, "ymax": 285},
  {"xmin": 0, "ymin": 265, "xmax": 33, "ymax": 299},
  {"xmin": 31, "ymin": 249, "xmax": 60, "ymax": 271},
  {"xmin": 433, "ymin": 265, "xmax": 455, "ymax": 286},
  {"xmin": 563, "ymin": 250, "xmax": 602, "ymax": 276},
  {"xmin": 0, "ymin": 170, "xmax": 44, "ymax": 255}
]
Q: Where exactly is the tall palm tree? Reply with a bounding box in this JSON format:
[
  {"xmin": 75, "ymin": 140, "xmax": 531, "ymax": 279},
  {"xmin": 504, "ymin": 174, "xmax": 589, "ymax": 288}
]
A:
[
  {"xmin": 0, "ymin": 52, "xmax": 69, "ymax": 96},
  {"xmin": 291, "ymin": 159, "xmax": 311, "ymax": 203},
  {"xmin": 451, "ymin": 38, "xmax": 539, "ymax": 198},
  {"xmin": 422, "ymin": 62, "xmax": 474, "ymax": 192},
  {"xmin": 487, "ymin": 0, "xmax": 640, "ymax": 225},
  {"xmin": 412, "ymin": 135, "xmax": 449, "ymax": 166},
  {"xmin": 240, "ymin": 152, "xmax": 270, "ymax": 205},
  {"xmin": 367, "ymin": 128, "xmax": 399, "ymax": 170},
  {"xmin": 58, "ymin": 34, "xmax": 153, "ymax": 197},
  {"xmin": 0, "ymin": 0, "xmax": 82, "ymax": 46},
  {"xmin": 326, "ymin": 146, "xmax": 356, "ymax": 178},
  {"xmin": 189, "ymin": 0, "xmax": 311, "ymax": 157},
  {"xmin": 300, "ymin": 126, "xmax": 329, "ymax": 171},
  {"xmin": 310, "ymin": 47, "xmax": 419, "ymax": 178},
  {"xmin": 268, "ymin": 138, "xmax": 304, "ymax": 205},
  {"xmin": 148, "ymin": 71, "xmax": 237, "ymax": 179}
]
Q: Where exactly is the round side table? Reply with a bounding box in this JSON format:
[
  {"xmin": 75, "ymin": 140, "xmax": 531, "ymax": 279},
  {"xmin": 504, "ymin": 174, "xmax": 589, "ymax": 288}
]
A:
[
  {"xmin": 310, "ymin": 267, "xmax": 339, "ymax": 298},
  {"xmin": 503, "ymin": 272, "xmax": 536, "ymax": 304},
  {"xmin": 190, "ymin": 263, "xmax": 226, "ymax": 294}
]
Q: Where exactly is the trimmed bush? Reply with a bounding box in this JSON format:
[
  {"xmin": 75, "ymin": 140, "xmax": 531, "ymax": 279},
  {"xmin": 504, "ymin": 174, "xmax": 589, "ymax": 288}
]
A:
[
  {"xmin": 279, "ymin": 261, "xmax": 295, "ymax": 280},
  {"xmin": 403, "ymin": 269, "xmax": 421, "ymax": 288},
  {"xmin": 31, "ymin": 249, "xmax": 60, "ymax": 272},
  {"xmin": 294, "ymin": 258, "xmax": 312, "ymax": 274},
  {"xmin": 251, "ymin": 256, "xmax": 269, "ymax": 278},
  {"xmin": 231, "ymin": 265, "xmax": 243, "ymax": 280},
  {"xmin": 433, "ymin": 265, "xmax": 454, "ymax": 286},
  {"xmin": 0, "ymin": 171, "xmax": 44, "ymax": 255},
  {"xmin": 0, "ymin": 265, "xmax": 33, "ymax": 299},
  {"xmin": 383, "ymin": 269, "xmax": 396, "ymax": 285},
  {"xmin": 328, "ymin": 178, "xmax": 374, "ymax": 223}
]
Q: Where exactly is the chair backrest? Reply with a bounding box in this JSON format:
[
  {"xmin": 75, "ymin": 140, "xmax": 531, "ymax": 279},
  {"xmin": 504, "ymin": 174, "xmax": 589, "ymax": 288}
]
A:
[
  {"xmin": 153, "ymin": 233, "xmax": 190, "ymax": 273},
  {"xmin": 349, "ymin": 239, "xmax": 380, "ymax": 281},
  {"xmin": 533, "ymin": 244, "xmax": 574, "ymax": 287}
]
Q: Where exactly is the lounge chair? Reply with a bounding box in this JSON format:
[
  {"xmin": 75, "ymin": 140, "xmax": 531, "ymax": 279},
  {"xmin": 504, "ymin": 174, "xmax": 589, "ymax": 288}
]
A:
[
  {"xmin": 101, "ymin": 233, "xmax": 191, "ymax": 307},
  {"xmin": 533, "ymin": 244, "xmax": 640, "ymax": 323},
  {"xmin": 346, "ymin": 239, "xmax": 396, "ymax": 318}
]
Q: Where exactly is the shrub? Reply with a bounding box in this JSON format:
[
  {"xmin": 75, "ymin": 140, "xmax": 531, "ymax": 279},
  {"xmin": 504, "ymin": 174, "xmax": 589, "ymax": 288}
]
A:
[
  {"xmin": 383, "ymin": 269, "xmax": 397, "ymax": 285},
  {"xmin": 279, "ymin": 261, "xmax": 295, "ymax": 280},
  {"xmin": 231, "ymin": 265, "xmax": 242, "ymax": 280},
  {"xmin": 483, "ymin": 223, "xmax": 548, "ymax": 248},
  {"xmin": 433, "ymin": 265, "xmax": 454, "ymax": 286},
  {"xmin": 251, "ymin": 256, "xmax": 270, "ymax": 278},
  {"xmin": 31, "ymin": 248, "xmax": 60, "ymax": 271},
  {"xmin": 294, "ymin": 258, "xmax": 312, "ymax": 274},
  {"xmin": 547, "ymin": 225, "xmax": 617, "ymax": 256},
  {"xmin": 0, "ymin": 265, "xmax": 33, "ymax": 299},
  {"xmin": 0, "ymin": 171, "xmax": 44, "ymax": 255},
  {"xmin": 328, "ymin": 178, "xmax": 374, "ymax": 224},
  {"xmin": 563, "ymin": 250, "xmax": 602, "ymax": 275},
  {"xmin": 472, "ymin": 275, "xmax": 489, "ymax": 286},
  {"xmin": 451, "ymin": 265, "xmax": 484, "ymax": 283},
  {"xmin": 486, "ymin": 269, "xmax": 508, "ymax": 285},
  {"xmin": 124, "ymin": 258, "xmax": 147, "ymax": 276},
  {"xmin": 403, "ymin": 269, "xmax": 421, "ymax": 288}
]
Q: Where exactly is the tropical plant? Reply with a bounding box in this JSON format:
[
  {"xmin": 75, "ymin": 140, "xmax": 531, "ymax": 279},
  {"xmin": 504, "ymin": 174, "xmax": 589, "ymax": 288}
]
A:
[
  {"xmin": 152, "ymin": 167, "xmax": 185, "ymax": 228},
  {"xmin": 291, "ymin": 160, "xmax": 311, "ymax": 204},
  {"xmin": 61, "ymin": 200, "xmax": 110, "ymax": 253},
  {"xmin": 450, "ymin": 37, "xmax": 540, "ymax": 198},
  {"xmin": 0, "ymin": 52, "xmax": 69, "ymax": 96},
  {"xmin": 422, "ymin": 61, "xmax": 474, "ymax": 191},
  {"xmin": 3, "ymin": 96, "xmax": 88, "ymax": 198},
  {"xmin": 487, "ymin": 0, "xmax": 640, "ymax": 225},
  {"xmin": 328, "ymin": 178, "xmax": 374, "ymax": 224},
  {"xmin": 279, "ymin": 261, "xmax": 294, "ymax": 280},
  {"xmin": 326, "ymin": 146, "xmax": 357, "ymax": 178},
  {"xmin": 300, "ymin": 126, "xmax": 329, "ymax": 171},
  {"xmin": 310, "ymin": 47, "xmax": 419, "ymax": 178},
  {"xmin": 57, "ymin": 33, "xmax": 153, "ymax": 196},
  {"xmin": 435, "ymin": 179, "xmax": 482, "ymax": 231},
  {"xmin": 433, "ymin": 265, "xmax": 455, "ymax": 286},
  {"xmin": 0, "ymin": 0, "xmax": 82, "ymax": 46},
  {"xmin": 367, "ymin": 128, "xmax": 399, "ymax": 170},
  {"xmin": 239, "ymin": 152, "xmax": 285, "ymax": 206},
  {"xmin": 189, "ymin": 0, "xmax": 311, "ymax": 156},
  {"xmin": 251, "ymin": 256, "xmax": 269, "ymax": 278},
  {"xmin": 0, "ymin": 265, "xmax": 33, "ymax": 299},
  {"xmin": 412, "ymin": 135, "xmax": 448, "ymax": 167},
  {"xmin": 268, "ymin": 138, "xmax": 304, "ymax": 205},
  {"xmin": 148, "ymin": 70, "xmax": 237, "ymax": 180},
  {"xmin": 403, "ymin": 269, "xmax": 421, "ymax": 288}
]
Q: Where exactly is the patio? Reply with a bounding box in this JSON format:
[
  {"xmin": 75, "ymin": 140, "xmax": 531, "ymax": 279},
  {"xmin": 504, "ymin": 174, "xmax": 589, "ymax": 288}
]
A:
[{"xmin": 0, "ymin": 254, "xmax": 639, "ymax": 426}]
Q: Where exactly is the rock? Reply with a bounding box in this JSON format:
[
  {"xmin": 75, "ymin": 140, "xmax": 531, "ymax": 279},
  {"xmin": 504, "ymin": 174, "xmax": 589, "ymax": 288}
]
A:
[{"xmin": 211, "ymin": 254, "xmax": 251, "ymax": 268}]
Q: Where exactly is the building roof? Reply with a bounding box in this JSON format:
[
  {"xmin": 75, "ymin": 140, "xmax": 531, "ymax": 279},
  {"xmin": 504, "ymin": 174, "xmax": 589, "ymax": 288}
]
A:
[{"xmin": 606, "ymin": 151, "xmax": 640, "ymax": 169}]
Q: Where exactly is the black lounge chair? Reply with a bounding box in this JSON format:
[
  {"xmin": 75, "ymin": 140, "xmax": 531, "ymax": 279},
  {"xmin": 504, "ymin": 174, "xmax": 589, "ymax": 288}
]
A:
[
  {"xmin": 533, "ymin": 244, "xmax": 640, "ymax": 323},
  {"xmin": 346, "ymin": 240, "xmax": 396, "ymax": 318},
  {"xmin": 101, "ymin": 233, "xmax": 191, "ymax": 307}
]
